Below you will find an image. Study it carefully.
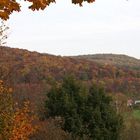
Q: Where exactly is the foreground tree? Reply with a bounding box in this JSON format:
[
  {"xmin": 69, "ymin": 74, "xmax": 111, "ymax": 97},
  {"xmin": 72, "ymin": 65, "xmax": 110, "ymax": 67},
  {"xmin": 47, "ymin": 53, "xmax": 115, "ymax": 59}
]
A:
[
  {"xmin": 0, "ymin": 0, "xmax": 95, "ymax": 20},
  {"xmin": 0, "ymin": 80, "xmax": 36, "ymax": 139},
  {"xmin": 9, "ymin": 101, "xmax": 36, "ymax": 140},
  {"xmin": 0, "ymin": 80, "xmax": 13, "ymax": 139},
  {"xmin": 45, "ymin": 76, "xmax": 123, "ymax": 140}
]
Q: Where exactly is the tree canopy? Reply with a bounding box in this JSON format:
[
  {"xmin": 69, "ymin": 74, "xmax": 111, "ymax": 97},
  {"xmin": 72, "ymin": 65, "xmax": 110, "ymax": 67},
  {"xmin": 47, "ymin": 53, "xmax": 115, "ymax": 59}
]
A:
[
  {"xmin": 0, "ymin": 0, "xmax": 95, "ymax": 20},
  {"xmin": 45, "ymin": 76, "xmax": 123, "ymax": 140}
]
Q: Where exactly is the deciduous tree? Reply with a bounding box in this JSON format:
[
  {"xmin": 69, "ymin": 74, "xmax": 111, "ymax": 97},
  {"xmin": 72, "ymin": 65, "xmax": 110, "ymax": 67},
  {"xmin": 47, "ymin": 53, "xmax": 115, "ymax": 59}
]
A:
[
  {"xmin": 0, "ymin": 80, "xmax": 13, "ymax": 139},
  {"xmin": 0, "ymin": 80, "xmax": 37, "ymax": 140}
]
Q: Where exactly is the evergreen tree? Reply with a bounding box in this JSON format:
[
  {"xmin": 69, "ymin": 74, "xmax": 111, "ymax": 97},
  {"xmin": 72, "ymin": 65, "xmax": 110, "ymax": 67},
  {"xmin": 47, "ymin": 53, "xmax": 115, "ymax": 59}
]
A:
[{"xmin": 45, "ymin": 76, "xmax": 123, "ymax": 140}]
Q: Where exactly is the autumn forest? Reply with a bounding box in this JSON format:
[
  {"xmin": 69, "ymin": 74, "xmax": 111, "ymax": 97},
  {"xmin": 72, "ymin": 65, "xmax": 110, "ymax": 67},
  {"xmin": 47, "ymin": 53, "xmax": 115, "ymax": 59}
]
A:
[
  {"xmin": 0, "ymin": 45, "xmax": 140, "ymax": 139},
  {"xmin": 0, "ymin": 0, "xmax": 140, "ymax": 139}
]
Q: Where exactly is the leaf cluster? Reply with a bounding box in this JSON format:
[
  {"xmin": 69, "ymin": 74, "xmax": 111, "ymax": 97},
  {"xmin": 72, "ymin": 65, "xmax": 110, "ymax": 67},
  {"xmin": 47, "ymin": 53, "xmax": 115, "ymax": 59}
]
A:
[{"xmin": 0, "ymin": 0, "xmax": 95, "ymax": 20}]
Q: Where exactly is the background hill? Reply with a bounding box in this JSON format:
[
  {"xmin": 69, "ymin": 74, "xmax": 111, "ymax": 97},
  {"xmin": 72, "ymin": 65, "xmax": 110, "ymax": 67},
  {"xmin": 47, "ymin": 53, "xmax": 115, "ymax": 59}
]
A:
[
  {"xmin": 0, "ymin": 46, "xmax": 140, "ymax": 112},
  {"xmin": 72, "ymin": 54, "xmax": 140, "ymax": 69}
]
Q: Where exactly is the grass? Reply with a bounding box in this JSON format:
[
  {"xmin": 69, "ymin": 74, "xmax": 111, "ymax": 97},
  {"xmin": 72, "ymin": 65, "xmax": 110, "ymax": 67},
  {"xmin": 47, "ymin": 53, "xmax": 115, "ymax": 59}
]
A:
[{"xmin": 132, "ymin": 109, "xmax": 140, "ymax": 119}]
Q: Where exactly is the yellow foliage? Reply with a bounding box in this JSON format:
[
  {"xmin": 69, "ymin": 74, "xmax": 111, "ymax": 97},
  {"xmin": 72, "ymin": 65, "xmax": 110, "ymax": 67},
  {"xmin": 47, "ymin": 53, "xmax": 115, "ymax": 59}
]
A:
[{"xmin": 0, "ymin": 80, "xmax": 37, "ymax": 140}]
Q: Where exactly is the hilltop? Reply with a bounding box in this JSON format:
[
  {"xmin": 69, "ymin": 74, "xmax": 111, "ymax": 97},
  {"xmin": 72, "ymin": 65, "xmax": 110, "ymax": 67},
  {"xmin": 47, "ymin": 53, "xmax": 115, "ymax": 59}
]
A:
[{"xmin": 72, "ymin": 54, "xmax": 140, "ymax": 69}]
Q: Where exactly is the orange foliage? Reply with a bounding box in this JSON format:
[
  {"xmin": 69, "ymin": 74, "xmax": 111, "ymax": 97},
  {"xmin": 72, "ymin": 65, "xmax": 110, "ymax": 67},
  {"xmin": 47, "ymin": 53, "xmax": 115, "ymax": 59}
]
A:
[
  {"xmin": 9, "ymin": 101, "xmax": 36, "ymax": 140},
  {"xmin": 0, "ymin": 0, "xmax": 20, "ymax": 20},
  {"xmin": 0, "ymin": 80, "xmax": 37, "ymax": 140},
  {"xmin": 0, "ymin": 0, "xmax": 95, "ymax": 20}
]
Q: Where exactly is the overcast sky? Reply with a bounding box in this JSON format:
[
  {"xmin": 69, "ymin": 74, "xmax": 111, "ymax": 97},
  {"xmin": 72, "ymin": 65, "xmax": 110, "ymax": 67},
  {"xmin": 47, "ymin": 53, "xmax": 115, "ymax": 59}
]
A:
[{"xmin": 7, "ymin": 0, "xmax": 140, "ymax": 59}]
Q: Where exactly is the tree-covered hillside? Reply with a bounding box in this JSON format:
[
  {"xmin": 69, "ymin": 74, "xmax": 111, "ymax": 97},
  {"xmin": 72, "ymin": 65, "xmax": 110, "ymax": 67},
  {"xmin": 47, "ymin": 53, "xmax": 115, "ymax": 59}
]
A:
[
  {"xmin": 72, "ymin": 54, "xmax": 140, "ymax": 69},
  {"xmin": 0, "ymin": 46, "xmax": 140, "ymax": 103},
  {"xmin": 0, "ymin": 46, "xmax": 140, "ymax": 139}
]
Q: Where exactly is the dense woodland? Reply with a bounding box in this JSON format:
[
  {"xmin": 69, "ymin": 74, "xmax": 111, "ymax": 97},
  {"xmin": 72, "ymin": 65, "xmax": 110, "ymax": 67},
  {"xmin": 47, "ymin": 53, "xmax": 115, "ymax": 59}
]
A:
[
  {"xmin": 0, "ymin": 46, "xmax": 139, "ymax": 99},
  {"xmin": 0, "ymin": 46, "xmax": 140, "ymax": 139}
]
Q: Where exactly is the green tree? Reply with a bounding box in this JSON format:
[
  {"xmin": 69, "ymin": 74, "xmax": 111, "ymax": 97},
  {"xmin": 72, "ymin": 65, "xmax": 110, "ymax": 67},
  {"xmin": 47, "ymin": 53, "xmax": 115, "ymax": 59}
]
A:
[{"xmin": 45, "ymin": 76, "xmax": 123, "ymax": 140}]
